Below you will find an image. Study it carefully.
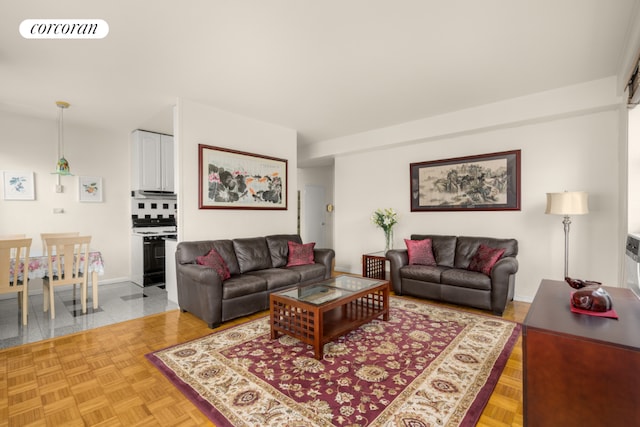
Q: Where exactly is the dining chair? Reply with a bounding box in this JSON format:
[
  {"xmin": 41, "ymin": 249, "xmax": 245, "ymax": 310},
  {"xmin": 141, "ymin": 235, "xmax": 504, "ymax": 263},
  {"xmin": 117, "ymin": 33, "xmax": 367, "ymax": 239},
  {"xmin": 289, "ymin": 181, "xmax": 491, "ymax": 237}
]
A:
[
  {"xmin": 0, "ymin": 238, "xmax": 32, "ymax": 325},
  {"xmin": 42, "ymin": 235, "xmax": 91, "ymax": 319},
  {"xmin": 0, "ymin": 234, "xmax": 27, "ymax": 258},
  {"xmin": 40, "ymin": 232, "xmax": 79, "ymax": 255}
]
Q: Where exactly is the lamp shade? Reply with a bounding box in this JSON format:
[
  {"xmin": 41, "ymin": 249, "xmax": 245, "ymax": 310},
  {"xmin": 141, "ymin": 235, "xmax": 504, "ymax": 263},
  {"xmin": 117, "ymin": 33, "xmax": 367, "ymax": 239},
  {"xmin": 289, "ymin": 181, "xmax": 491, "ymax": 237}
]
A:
[{"xmin": 545, "ymin": 191, "xmax": 589, "ymax": 215}]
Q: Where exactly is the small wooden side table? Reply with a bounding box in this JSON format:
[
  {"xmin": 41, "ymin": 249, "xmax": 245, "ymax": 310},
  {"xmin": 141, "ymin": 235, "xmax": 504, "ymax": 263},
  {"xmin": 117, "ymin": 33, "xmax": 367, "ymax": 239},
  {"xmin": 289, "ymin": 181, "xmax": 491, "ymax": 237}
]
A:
[{"xmin": 362, "ymin": 251, "xmax": 387, "ymax": 280}]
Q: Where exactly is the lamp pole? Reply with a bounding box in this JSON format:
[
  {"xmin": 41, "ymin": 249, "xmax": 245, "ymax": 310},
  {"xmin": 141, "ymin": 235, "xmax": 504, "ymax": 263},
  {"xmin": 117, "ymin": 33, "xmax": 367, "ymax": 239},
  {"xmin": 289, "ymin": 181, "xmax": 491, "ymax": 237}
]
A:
[{"xmin": 562, "ymin": 215, "xmax": 571, "ymax": 278}]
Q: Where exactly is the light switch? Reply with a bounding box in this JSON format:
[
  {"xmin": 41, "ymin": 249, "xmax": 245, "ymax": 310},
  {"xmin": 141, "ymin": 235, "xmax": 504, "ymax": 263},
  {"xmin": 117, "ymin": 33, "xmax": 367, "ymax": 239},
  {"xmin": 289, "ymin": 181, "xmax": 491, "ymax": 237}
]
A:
[{"xmin": 53, "ymin": 208, "xmax": 64, "ymax": 214}]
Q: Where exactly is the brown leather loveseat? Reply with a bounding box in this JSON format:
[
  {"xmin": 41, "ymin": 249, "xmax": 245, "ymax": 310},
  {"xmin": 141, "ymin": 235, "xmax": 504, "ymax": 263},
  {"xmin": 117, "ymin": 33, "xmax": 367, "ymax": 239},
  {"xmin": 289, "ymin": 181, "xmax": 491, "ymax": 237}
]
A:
[
  {"xmin": 386, "ymin": 234, "xmax": 518, "ymax": 315},
  {"xmin": 176, "ymin": 234, "xmax": 335, "ymax": 328}
]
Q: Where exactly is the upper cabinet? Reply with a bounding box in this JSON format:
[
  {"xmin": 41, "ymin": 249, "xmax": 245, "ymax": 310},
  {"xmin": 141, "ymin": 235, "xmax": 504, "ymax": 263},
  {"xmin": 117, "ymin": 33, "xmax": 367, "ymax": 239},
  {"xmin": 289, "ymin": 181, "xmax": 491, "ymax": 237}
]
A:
[{"xmin": 131, "ymin": 130, "xmax": 175, "ymax": 193}]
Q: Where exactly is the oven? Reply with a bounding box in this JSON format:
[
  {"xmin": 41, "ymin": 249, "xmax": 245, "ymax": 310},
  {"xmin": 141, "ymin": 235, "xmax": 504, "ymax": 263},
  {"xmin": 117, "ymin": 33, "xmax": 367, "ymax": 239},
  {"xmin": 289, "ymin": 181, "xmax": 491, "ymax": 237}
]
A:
[
  {"xmin": 142, "ymin": 234, "xmax": 176, "ymax": 286},
  {"xmin": 132, "ymin": 218, "xmax": 177, "ymax": 287}
]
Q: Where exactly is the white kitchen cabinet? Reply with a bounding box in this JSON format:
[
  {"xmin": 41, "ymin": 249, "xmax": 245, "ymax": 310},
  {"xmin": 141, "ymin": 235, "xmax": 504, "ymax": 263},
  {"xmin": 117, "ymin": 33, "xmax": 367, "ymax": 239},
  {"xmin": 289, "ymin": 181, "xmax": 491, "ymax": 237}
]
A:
[
  {"xmin": 131, "ymin": 130, "xmax": 174, "ymax": 192},
  {"xmin": 161, "ymin": 134, "xmax": 174, "ymax": 192}
]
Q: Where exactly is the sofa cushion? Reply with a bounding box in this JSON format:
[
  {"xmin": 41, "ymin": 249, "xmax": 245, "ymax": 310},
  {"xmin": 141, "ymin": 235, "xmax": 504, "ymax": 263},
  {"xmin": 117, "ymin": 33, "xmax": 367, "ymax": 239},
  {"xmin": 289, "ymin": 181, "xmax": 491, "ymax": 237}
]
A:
[
  {"xmin": 196, "ymin": 249, "xmax": 231, "ymax": 281},
  {"xmin": 266, "ymin": 234, "xmax": 302, "ymax": 267},
  {"xmin": 222, "ymin": 275, "xmax": 267, "ymax": 299},
  {"xmin": 411, "ymin": 235, "xmax": 457, "ymax": 267},
  {"xmin": 441, "ymin": 268, "xmax": 492, "ymax": 291},
  {"xmin": 245, "ymin": 268, "xmax": 301, "ymax": 290},
  {"xmin": 405, "ymin": 238, "xmax": 437, "ymax": 266},
  {"xmin": 286, "ymin": 263, "xmax": 327, "ymax": 282},
  {"xmin": 454, "ymin": 236, "xmax": 517, "ymax": 269},
  {"xmin": 176, "ymin": 239, "xmax": 241, "ymax": 275},
  {"xmin": 400, "ymin": 264, "xmax": 449, "ymax": 283},
  {"xmin": 233, "ymin": 237, "xmax": 272, "ymax": 273},
  {"xmin": 287, "ymin": 241, "xmax": 316, "ymax": 266},
  {"xmin": 468, "ymin": 244, "xmax": 506, "ymax": 276},
  {"xmin": 210, "ymin": 240, "xmax": 241, "ymax": 275}
]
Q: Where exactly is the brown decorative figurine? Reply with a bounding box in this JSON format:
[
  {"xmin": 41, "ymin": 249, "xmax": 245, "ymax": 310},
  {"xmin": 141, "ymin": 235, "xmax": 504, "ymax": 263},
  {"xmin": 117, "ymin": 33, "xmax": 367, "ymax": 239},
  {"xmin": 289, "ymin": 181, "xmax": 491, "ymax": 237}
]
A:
[
  {"xmin": 565, "ymin": 277, "xmax": 602, "ymax": 289},
  {"xmin": 565, "ymin": 277, "xmax": 612, "ymax": 312}
]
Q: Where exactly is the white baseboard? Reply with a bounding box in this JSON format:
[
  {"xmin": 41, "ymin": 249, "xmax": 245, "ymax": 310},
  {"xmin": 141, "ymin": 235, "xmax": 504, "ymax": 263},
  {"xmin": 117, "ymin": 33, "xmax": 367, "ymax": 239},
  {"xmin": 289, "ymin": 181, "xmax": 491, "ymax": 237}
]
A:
[
  {"xmin": 0, "ymin": 276, "xmax": 134, "ymax": 300},
  {"xmin": 513, "ymin": 294, "xmax": 534, "ymax": 303}
]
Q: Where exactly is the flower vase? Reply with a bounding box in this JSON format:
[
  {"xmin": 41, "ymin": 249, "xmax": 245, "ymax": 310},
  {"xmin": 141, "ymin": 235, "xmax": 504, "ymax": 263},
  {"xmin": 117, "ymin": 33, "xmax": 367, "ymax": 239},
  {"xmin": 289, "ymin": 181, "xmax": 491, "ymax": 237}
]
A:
[{"xmin": 384, "ymin": 229, "xmax": 393, "ymax": 252}]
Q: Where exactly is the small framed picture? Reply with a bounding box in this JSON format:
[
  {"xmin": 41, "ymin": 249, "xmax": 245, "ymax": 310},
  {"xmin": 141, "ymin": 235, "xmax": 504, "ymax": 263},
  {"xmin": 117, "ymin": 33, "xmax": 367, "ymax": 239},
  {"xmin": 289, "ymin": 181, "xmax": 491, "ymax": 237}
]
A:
[
  {"xmin": 3, "ymin": 171, "xmax": 35, "ymax": 200},
  {"xmin": 78, "ymin": 176, "xmax": 103, "ymax": 202}
]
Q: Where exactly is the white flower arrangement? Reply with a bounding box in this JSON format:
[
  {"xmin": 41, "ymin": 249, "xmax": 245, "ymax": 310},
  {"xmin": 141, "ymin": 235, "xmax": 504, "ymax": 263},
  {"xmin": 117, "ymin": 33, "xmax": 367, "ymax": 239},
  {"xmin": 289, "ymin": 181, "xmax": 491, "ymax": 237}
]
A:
[{"xmin": 371, "ymin": 208, "xmax": 398, "ymax": 232}]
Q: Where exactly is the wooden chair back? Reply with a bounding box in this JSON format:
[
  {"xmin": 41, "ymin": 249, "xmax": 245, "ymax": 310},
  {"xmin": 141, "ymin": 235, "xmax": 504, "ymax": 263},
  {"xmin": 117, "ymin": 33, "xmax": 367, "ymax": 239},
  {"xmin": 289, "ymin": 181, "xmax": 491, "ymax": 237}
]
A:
[
  {"xmin": 43, "ymin": 236, "xmax": 92, "ymax": 319},
  {"xmin": 44, "ymin": 236, "xmax": 92, "ymax": 286},
  {"xmin": 41, "ymin": 232, "xmax": 79, "ymax": 255},
  {"xmin": 0, "ymin": 234, "xmax": 27, "ymax": 257},
  {"xmin": 0, "ymin": 238, "xmax": 32, "ymax": 325}
]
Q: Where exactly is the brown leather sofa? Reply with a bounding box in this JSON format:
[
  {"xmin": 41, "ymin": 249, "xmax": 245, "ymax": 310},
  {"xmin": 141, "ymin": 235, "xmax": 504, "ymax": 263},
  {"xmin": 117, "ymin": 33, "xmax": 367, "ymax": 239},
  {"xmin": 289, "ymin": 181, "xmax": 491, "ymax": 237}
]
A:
[
  {"xmin": 386, "ymin": 234, "xmax": 518, "ymax": 315},
  {"xmin": 176, "ymin": 234, "xmax": 335, "ymax": 328}
]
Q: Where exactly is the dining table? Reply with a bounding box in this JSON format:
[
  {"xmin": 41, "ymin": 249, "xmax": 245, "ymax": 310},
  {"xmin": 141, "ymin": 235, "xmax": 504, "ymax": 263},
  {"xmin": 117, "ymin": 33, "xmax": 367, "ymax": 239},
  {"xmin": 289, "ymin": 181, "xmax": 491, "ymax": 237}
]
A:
[{"xmin": 11, "ymin": 251, "xmax": 105, "ymax": 309}]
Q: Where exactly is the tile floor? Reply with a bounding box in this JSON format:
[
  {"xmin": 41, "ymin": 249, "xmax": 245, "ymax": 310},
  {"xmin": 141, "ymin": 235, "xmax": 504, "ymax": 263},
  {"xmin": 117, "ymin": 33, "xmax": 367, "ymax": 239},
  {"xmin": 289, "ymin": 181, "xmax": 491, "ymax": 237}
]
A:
[{"xmin": 0, "ymin": 282, "xmax": 178, "ymax": 350}]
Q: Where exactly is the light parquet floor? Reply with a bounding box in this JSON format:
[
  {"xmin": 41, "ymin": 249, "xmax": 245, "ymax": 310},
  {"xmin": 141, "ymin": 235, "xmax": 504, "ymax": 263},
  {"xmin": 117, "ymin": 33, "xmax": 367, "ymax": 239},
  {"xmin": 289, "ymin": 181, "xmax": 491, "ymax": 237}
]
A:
[{"xmin": 0, "ymin": 295, "xmax": 530, "ymax": 426}]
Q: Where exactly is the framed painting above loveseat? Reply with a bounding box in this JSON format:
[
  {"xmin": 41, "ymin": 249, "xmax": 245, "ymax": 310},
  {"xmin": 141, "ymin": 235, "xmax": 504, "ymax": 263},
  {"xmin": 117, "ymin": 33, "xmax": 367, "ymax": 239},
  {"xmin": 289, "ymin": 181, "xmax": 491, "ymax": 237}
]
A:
[{"xmin": 410, "ymin": 150, "xmax": 521, "ymax": 212}]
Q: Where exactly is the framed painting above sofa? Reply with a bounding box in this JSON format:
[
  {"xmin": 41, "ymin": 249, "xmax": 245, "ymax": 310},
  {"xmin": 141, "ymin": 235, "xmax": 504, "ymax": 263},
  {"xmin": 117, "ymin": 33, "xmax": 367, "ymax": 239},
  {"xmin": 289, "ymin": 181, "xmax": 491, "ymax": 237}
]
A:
[
  {"xmin": 410, "ymin": 150, "xmax": 521, "ymax": 212},
  {"xmin": 198, "ymin": 144, "xmax": 287, "ymax": 210}
]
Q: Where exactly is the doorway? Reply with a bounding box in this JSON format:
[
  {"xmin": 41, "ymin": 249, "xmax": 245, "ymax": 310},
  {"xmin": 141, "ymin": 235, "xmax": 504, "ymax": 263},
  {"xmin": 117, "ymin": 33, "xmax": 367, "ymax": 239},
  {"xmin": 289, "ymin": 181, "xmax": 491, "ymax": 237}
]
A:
[{"xmin": 304, "ymin": 185, "xmax": 327, "ymax": 248}]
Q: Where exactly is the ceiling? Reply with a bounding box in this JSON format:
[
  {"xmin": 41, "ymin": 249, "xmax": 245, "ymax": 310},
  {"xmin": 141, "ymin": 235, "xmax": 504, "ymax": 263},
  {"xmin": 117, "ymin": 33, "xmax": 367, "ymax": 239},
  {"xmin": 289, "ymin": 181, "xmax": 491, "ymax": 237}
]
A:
[{"xmin": 2, "ymin": 1, "xmax": 639, "ymax": 154}]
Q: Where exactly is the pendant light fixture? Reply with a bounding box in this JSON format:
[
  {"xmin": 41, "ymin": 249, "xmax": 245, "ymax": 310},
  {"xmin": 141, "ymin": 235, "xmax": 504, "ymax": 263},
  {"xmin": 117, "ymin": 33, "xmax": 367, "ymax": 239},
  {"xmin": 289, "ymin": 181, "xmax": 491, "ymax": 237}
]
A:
[{"xmin": 53, "ymin": 101, "xmax": 72, "ymax": 176}]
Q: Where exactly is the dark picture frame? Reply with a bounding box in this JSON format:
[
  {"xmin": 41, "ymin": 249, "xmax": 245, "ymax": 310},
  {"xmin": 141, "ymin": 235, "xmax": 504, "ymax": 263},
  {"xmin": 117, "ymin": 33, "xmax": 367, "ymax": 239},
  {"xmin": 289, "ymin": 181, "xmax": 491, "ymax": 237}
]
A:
[
  {"xmin": 198, "ymin": 144, "xmax": 287, "ymax": 210},
  {"xmin": 410, "ymin": 150, "xmax": 521, "ymax": 212}
]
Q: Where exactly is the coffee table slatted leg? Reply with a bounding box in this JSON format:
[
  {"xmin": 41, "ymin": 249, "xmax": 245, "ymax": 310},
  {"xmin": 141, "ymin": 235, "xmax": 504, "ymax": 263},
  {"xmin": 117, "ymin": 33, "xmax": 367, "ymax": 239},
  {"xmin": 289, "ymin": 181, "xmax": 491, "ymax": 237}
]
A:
[{"xmin": 315, "ymin": 308, "xmax": 322, "ymax": 359}]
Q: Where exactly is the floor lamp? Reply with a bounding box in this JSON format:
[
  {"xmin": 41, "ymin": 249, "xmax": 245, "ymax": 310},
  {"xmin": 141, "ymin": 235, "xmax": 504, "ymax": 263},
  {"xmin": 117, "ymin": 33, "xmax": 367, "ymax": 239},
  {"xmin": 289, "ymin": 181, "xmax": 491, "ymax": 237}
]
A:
[{"xmin": 545, "ymin": 191, "xmax": 589, "ymax": 278}]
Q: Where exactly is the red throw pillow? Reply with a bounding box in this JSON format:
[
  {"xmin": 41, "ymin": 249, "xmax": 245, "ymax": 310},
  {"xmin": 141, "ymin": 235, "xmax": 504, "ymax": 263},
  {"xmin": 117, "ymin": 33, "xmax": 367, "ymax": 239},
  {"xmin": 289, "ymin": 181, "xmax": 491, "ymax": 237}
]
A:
[
  {"xmin": 196, "ymin": 248, "xmax": 231, "ymax": 281},
  {"xmin": 287, "ymin": 241, "xmax": 315, "ymax": 266},
  {"xmin": 468, "ymin": 244, "xmax": 506, "ymax": 276},
  {"xmin": 404, "ymin": 238, "xmax": 437, "ymax": 266}
]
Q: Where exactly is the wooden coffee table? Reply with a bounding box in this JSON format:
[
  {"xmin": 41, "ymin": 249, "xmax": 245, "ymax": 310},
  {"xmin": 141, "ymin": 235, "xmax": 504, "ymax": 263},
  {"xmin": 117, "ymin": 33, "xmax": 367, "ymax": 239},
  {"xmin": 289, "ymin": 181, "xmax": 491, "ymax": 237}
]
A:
[{"xmin": 270, "ymin": 275, "xmax": 390, "ymax": 359}]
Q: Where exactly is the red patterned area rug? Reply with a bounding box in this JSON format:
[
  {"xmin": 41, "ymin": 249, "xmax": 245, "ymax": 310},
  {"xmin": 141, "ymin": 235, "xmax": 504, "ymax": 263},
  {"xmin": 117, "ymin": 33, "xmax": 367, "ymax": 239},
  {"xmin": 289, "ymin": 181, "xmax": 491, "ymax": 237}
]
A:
[{"xmin": 146, "ymin": 297, "xmax": 520, "ymax": 426}]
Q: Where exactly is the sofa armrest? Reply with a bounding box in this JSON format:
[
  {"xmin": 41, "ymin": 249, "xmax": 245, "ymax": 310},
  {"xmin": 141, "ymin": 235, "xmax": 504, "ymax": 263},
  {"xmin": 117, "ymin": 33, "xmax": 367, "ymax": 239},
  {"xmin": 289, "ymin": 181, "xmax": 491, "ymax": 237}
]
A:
[
  {"xmin": 490, "ymin": 256, "xmax": 519, "ymax": 315},
  {"xmin": 176, "ymin": 262, "xmax": 224, "ymax": 327},
  {"xmin": 314, "ymin": 248, "xmax": 335, "ymax": 279},
  {"xmin": 386, "ymin": 249, "xmax": 409, "ymax": 294}
]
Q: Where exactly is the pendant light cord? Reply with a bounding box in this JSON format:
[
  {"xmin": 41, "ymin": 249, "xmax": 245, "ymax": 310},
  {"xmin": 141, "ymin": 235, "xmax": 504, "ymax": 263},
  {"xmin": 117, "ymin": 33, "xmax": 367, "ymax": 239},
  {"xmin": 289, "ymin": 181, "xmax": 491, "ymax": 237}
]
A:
[
  {"xmin": 56, "ymin": 101, "xmax": 69, "ymax": 159},
  {"xmin": 58, "ymin": 103, "xmax": 63, "ymax": 158}
]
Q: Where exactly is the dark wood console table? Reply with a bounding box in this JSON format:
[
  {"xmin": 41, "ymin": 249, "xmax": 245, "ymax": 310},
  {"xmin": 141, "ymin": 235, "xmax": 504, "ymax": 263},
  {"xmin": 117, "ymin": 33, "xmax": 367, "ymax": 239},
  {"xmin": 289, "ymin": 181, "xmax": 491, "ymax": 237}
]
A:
[{"xmin": 523, "ymin": 279, "xmax": 640, "ymax": 426}]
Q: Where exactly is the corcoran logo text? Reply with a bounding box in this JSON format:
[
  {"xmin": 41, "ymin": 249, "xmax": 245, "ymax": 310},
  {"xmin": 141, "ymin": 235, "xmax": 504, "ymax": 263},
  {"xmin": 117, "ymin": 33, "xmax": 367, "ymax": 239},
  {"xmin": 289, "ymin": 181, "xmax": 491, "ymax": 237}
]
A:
[{"xmin": 20, "ymin": 19, "xmax": 109, "ymax": 39}]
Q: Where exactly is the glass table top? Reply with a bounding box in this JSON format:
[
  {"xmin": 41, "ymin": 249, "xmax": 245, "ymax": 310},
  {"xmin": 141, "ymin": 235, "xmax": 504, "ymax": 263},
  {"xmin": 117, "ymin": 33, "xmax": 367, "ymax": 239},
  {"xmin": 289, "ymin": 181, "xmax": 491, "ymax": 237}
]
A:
[
  {"xmin": 275, "ymin": 275, "xmax": 386, "ymax": 305},
  {"xmin": 364, "ymin": 251, "xmax": 387, "ymax": 257}
]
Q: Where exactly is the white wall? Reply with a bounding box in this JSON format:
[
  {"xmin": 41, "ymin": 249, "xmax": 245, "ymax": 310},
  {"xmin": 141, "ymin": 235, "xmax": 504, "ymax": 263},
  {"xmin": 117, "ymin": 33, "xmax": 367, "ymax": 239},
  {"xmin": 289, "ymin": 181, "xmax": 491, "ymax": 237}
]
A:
[
  {"xmin": 0, "ymin": 109, "xmax": 131, "ymax": 288},
  {"xmin": 324, "ymin": 78, "xmax": 626, "ymax": 303},
  {"xmin": 334, "ymin": 112, "xmax": 621, "ymax": 302},
  {"xmin": 302, "ymin": 78, "xmax": 621, "ymax": 161},
  {"xmin": 175, "ymin": 98, "xmax": 298, "ymax": 241}
]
